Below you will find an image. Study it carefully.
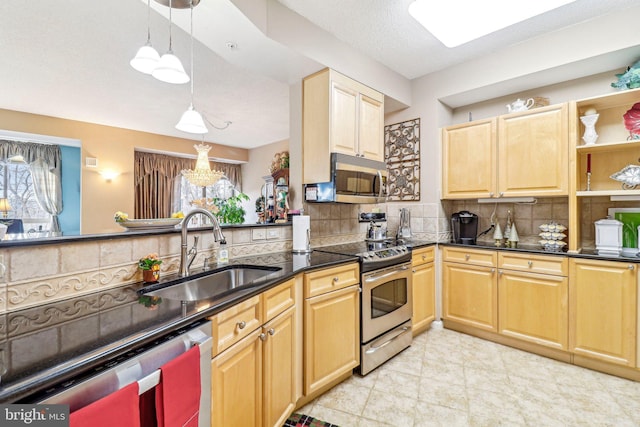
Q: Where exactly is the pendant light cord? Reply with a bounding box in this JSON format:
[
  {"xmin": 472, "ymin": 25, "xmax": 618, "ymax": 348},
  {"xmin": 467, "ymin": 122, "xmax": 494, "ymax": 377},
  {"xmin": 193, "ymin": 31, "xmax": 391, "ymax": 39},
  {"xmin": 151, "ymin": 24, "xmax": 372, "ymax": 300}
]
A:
[
  {"xmin": 168, "ymin": 0, "xmax": 173, "ymax": 52},
  {"xmin": 190, "ymin": 0, "xmax": 195, "ymax": 105},
  {"xmin": 146, "ymin": 0, "xmax": 152, "ymax": 44}
]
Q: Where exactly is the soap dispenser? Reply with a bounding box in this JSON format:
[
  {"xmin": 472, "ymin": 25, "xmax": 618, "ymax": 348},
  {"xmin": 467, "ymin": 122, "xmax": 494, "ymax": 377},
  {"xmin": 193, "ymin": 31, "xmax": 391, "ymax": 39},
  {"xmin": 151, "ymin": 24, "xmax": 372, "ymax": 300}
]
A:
[{"xmin": 218, "ymin": 239, "xmax": 229, "ymax": 264}]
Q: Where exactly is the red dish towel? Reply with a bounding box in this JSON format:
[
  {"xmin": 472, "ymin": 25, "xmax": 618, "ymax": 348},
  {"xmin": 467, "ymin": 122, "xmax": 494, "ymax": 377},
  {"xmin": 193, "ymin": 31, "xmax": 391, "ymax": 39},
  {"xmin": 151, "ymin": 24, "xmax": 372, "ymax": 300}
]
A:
[
  {"xmin": 70, "ymin": 381, "xmax": 140, "ymax": 427},
  {"xmin": 156, "ymin": 346, "xmax": 201, "ymax": 427}
]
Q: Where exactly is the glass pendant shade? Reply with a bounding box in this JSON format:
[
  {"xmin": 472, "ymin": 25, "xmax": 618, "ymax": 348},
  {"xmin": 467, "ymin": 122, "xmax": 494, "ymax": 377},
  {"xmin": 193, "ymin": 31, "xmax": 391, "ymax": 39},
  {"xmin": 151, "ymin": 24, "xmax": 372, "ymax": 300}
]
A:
[
  {"xmin": 176, "ymin": 104, "xmax": 208, "ymax": 134},
  {"xmin": 182, "ymin": 144, "xmax": 224, "ymax": 187},
  {"xmin": 152, "ymin": 51, "xmax": 189, "ymax": 84},
  {"xmin": 130, "ymin": 44, "xmax": 160, "ymax": 74}
]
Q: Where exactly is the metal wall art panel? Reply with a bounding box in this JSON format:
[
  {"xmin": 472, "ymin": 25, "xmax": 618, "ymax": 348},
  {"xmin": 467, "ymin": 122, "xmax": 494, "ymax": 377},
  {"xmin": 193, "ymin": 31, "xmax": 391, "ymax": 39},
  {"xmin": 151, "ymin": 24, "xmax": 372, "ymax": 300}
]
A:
[{"xmin": 384, "ymin": 118, "xmax": 420, "ymax": 201}]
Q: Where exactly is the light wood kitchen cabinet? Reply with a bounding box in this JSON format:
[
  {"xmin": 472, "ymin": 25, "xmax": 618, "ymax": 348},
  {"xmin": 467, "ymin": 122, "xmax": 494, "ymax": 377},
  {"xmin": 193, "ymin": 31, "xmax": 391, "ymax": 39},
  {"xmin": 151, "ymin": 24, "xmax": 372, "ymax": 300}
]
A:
[
  {"xmin": 497, "ymin": 103, "xmax": 568, "ymax": 197},
  {"xmin": 303, "ymin": 68, "xmax": 384, "ymax": 183},
  {"xmin": 442, "ymin": 103, "xmax": 568, "ymax": 199},
  {"xmin": 498, "ymin": 253, "xmax": 569, "ymax": 350},
  {"xmin": 210, "ymin": 278, "xmax": 299, "ymax": 427},
  {"xmin": 442, "ymin": 247, "xmax": 498, "ymax": 332},
  {"xmin": 411, "ymin": 246, "xmax": 435, "ymax": 335},
  {"xmin": 303, "ymin": 263, "xmax": 360, "ymax": 396},
  {"xmin": 569, "ymin": 258, "xmax": 637, "ymax": 367},
  {"xmin": 441, "ymin": 118, "xmax": 496, "ymax": 199}
]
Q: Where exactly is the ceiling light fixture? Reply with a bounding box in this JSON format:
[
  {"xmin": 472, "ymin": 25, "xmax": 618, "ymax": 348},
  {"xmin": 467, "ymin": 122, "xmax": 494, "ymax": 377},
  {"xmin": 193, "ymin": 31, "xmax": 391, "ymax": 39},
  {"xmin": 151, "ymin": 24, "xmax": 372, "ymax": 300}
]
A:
[
  {"xmin": 152, "ymin": 0, "xmax": 190, "ymax": 84},
  {"xmin": 130, "ymin": 0, "xmax": 160, "ymax": 74},
  {"xmin": 181, "ymin": 143, "xmax": 225, "ymax": 187},
  {"xmin": 408, "ymin": 0, "xmax": 576, "ymax": 48},
  {"xmin": 176, "ymin": 0, "xmax": 207, "ymax": 134}
]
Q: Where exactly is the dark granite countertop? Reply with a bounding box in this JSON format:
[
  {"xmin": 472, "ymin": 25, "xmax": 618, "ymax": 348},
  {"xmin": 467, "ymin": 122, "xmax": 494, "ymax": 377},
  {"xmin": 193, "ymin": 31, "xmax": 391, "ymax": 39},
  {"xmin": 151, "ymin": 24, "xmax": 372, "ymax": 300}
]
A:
[
  {"xmin": 0, "ymin": 250, "xmax": 357, "ymax": 403},
  {"xmin": 441, "ymin": 242, "xmax": 640, "ymax": 262}
]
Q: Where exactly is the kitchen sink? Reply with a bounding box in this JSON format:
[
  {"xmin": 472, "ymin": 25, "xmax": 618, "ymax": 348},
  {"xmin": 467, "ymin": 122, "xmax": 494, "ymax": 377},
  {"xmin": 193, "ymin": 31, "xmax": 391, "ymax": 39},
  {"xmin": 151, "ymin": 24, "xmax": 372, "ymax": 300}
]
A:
[{"xmin": 143, "ymin": 265, "xmax": 282, "ymax": 301}]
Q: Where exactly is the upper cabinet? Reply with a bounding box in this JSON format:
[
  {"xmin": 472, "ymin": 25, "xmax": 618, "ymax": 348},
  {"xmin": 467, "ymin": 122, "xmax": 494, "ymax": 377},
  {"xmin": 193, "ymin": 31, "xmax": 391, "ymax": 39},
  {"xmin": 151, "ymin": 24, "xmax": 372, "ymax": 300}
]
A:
[
  {"xmin": 303, "ymin": 68, "xmax": 384, "ymax": 183},
  {"xmin": 441, "ymin": 103, "xmax": 569, "ymax": 199}
]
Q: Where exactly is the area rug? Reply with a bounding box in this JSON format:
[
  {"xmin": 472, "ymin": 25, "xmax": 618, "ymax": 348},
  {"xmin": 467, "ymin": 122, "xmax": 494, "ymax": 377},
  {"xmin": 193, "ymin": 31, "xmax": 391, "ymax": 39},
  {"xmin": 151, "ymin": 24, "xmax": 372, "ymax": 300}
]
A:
[{"xmin": 283, "ymin": 413, "xmax": 339, "ymax": 427}]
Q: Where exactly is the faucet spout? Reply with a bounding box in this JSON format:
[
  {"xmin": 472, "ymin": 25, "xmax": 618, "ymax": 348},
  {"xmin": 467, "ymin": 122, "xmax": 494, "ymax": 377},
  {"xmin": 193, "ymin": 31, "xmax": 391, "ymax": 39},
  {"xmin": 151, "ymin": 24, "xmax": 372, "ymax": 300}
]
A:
[{"xmin": 180, "ymin": 208, "xmax": 226, "ymax": 277}]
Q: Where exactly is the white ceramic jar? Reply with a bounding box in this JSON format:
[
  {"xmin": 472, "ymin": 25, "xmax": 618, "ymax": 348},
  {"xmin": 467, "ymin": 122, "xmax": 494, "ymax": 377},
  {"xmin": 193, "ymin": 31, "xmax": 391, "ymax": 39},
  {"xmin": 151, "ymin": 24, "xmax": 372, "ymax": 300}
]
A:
[{"xmin": 595, "ymin": 218, "xmax": 623, "ymax": 256}]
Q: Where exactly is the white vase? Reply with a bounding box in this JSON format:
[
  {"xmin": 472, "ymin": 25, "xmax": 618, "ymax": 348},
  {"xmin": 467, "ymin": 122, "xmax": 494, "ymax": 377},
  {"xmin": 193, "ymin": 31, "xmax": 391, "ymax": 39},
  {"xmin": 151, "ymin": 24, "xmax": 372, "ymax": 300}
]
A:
[{"xmin": 580, "ymin": 114, "xmax": 599, "ymax": 145}]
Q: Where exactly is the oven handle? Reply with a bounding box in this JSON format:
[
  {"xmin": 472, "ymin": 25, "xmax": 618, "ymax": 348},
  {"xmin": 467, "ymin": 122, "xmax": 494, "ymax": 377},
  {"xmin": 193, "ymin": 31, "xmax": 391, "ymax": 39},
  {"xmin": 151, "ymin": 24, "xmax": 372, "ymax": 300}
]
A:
[
  {"xmin": 365, "ymin": 326, "xmax": 411, "ymax": 354},
  {"xmin": 364, "ymin": 266, "xmax": 409, "ymax": 283}
]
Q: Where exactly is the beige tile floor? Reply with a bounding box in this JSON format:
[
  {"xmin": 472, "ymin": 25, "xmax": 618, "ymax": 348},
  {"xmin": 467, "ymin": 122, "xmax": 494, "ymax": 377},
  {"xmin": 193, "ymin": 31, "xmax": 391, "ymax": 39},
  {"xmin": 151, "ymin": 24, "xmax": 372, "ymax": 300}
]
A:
[{"xmin": 298, "ymin": 327, "xmax": 640, "ymax": 426}]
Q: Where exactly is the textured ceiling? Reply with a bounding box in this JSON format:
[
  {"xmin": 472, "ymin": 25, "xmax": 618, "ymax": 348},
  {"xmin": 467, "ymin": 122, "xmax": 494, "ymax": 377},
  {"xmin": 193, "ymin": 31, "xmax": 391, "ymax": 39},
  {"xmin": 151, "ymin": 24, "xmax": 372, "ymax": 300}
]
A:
[{"xmin": 0, "ymin": 0, "xmax": 637, "ymax": 152}]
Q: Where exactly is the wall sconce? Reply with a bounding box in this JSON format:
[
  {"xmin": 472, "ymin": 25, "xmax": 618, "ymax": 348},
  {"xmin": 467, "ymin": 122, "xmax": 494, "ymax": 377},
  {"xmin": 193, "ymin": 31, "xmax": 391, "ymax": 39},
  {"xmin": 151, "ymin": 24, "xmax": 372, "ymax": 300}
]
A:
[
  {"xmin": 99, "ymin": 170, "xmax": 120, "ymax": 182},
  {"xmin": 0, "ymin": 198, "xmax": 12, "ymax": 218}
]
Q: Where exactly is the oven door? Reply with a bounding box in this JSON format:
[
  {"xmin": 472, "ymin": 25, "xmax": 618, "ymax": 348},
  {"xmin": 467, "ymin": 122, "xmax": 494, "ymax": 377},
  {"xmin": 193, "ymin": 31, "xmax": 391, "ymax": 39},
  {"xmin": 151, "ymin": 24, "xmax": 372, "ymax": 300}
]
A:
[{"xmin": 361, "ymin": 262, "xmax": 412, "ymax": 343}]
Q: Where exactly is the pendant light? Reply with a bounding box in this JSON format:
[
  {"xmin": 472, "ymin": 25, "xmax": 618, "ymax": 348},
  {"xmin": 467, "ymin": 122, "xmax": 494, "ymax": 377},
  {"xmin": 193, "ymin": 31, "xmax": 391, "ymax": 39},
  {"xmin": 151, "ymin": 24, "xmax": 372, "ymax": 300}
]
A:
[
  {"xmin": 130, "ymin": 0, "xmax": 160, "ymax": 74},
  {"xmin": 152, "ymin": 0, "xmax": 189, "ymax": 84},
  {"xmin": 176, "ymin": 0, "xmax": 207, "ymax": 134}
]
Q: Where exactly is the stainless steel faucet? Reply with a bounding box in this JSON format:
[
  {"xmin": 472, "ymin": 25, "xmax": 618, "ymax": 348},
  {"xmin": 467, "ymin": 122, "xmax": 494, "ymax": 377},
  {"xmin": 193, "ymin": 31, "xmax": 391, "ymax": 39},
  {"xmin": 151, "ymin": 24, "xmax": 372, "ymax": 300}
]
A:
[{"xmin": 180, "ymin": 208, "xmax": 226, "ymax": 277}]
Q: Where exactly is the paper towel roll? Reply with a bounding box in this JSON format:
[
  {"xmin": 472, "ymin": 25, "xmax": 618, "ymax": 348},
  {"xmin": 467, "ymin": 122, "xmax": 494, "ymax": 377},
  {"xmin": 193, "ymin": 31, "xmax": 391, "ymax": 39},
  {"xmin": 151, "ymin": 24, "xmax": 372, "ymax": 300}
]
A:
[{"xmin": 292, "ymin": 215, "xmax": 311, "ymax": 253}]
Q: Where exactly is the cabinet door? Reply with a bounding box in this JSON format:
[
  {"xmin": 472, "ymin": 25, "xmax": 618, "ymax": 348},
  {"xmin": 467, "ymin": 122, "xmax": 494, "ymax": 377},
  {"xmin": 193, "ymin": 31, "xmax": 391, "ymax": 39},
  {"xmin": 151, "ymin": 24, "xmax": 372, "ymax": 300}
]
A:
[
  {"xmin": 442, "ymin": 118, "xmax": 496, "ymax": 199},
  {"xmin": 442, "ymin": 262, "xmax": 497, "ymax": 331},
  {"xmin": 412, "ymin": 261, "xmax": 435, "ymax": 335},
  {"xmin": 263, "ymin": 306, "xmax": 296, "ymax": 427},
  {"xmin": 358, "ymin": 93, "xmax": 384, "ymax": 161},
  {"xmin": 498, "ymin": 270, "xmax": 568, "ymax": 350},
  {"xmin": 304, "ymin": 285, "xmax": 360, "ymax": 395},
  {"xmin": 498, "ymin": 103, "xmax": 568, "ymax": 197},
  {"xmin": 569, "ymin": 259, "xmax": 637, "ymax": 366},
  {"xmin": 211, "ymin": 329, "xmax": 262, "ymax": 427},
  {"xmin": 330, "ymin": 81, "xmax": 358, "ymax": 156}
]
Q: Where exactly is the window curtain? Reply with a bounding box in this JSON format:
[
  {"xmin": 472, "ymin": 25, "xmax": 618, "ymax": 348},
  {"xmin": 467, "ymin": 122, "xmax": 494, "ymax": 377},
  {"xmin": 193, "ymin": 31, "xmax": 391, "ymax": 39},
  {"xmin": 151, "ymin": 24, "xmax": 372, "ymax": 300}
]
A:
[
  {"xmin": 0, "ymin": 140, "xmax": 63, "ymax": 232},
  {"xmin": 134, "ymin": 151, "xmax": 242, "ymax": 219}
]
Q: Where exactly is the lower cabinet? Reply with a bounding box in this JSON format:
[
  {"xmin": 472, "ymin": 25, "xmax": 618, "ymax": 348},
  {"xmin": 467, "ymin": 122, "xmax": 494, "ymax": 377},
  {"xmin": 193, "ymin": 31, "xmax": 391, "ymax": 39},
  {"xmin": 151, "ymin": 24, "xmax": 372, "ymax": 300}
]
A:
[
  {"xmin": 411, "ymin": 246, "xmax": 435, "ymax": 335},
  {"xmin": 569, "ymin": 258, "xmax": 637, "ymax": 367},
  {"xmin": 304, "ymin": 283, "xmax": 360, "ymax": 396},
  {"xmin": 442, "ymin": 258, "xmax": 498, "ymax": 332},
  {"xmin": 498, "ymin": 253, "xmax": 568, "ymax": 350},
  {"xmin": 210, "ymin": 278, "xmax": 298, "ymax": 427}
]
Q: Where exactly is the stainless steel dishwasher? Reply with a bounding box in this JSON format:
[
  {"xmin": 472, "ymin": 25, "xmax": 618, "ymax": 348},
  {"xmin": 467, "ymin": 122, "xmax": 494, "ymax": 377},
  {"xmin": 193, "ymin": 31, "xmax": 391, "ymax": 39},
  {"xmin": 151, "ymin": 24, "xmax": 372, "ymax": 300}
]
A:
[{"xmin": 33, "ymin": 320, "xmax": 212, "ymax": 426}]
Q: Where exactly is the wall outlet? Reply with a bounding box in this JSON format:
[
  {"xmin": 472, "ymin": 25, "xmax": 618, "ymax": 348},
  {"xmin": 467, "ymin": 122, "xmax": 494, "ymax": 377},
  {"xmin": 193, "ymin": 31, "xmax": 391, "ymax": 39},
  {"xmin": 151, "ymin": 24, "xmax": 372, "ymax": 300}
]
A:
[{"xmin": 252, "ymin": 229, "xmax": 266, "ymax": 240}]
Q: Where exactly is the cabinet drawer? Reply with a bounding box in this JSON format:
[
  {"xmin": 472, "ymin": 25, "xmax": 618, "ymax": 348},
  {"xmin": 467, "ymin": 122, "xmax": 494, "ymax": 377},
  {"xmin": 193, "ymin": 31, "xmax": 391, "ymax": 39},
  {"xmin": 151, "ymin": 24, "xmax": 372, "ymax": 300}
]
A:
[
  {"xmin": 209, "ymin": 295, "xmax": 262, "ymax": 356},
  {"xmin": 412, "ymin": 246, "xmax": 434, "ymax": 266},
  {"xmin": 442, "ymin": 246, "xmax": 496, "ymax": 267},
  {"xmin": 262, "ymin": 278, "xmax": 296, "ymax": 323},
  {"xmin": 304, "ymin": 263, "xmax": 359, "ymax": 298},
  {"xmin": 498, "ymin": 252, "xmax": 568, "ymax": 276}
]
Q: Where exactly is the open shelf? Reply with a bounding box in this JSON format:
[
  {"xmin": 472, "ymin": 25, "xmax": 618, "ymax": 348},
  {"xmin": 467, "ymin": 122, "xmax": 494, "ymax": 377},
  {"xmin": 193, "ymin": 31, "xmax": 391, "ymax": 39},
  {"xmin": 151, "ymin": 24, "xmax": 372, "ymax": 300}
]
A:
[
  {"xmin": 576, "ymin": 139, "xmax": 640, "ymax": 153},
  {"xmin": 576, "ymin": 190, "xmax": 640, "ymax": 197},
  {"xmin": 576, "ymin": 87, "xmax": 640, "ymax": 111}
]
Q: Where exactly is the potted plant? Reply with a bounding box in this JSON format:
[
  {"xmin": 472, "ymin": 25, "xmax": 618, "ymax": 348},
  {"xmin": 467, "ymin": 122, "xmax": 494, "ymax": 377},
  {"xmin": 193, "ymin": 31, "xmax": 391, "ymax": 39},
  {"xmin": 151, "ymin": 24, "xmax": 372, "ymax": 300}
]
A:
[
  {"xmin": 212, "ymin": 193, "xmax": 250, "ymax": 224},
  {"xmin": 139, "ymin": 253, "xmax": 162, "ymax": 283}
]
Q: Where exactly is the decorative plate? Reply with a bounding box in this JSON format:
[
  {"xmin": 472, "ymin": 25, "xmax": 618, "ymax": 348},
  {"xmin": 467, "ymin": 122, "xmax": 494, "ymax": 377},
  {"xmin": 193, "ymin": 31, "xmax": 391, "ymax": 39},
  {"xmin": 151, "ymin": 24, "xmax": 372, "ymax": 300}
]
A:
[
  {"xmin": 610, "ymin": 164, "xmax": 640, "ymax": 189},
  {"xmin": 117, "ymin": 218, "xmax": 183, "ymax": 230}
]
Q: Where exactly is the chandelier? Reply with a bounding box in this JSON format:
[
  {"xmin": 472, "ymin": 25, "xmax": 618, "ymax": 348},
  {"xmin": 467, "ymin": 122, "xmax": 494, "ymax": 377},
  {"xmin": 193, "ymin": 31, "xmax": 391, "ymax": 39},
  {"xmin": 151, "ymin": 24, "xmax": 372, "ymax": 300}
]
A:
[{"xmin": 182, "ymin": 143, "xmax": 224, "ymax": 187}]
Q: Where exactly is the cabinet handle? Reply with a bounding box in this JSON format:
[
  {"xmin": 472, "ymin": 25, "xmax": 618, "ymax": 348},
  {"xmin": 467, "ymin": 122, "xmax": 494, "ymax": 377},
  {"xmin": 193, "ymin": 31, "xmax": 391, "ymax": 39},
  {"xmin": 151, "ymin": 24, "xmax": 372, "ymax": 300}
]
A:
[
  {"xmin": 528, "ymin": 261, "xmax": 533, "ymax": 267},
  {"xmin": 465, "ymin": 254, "xmax": 470, "ymax": 261},
  {"xmin": 237, "ymin": 321, "xmax": 246, "ymax": 330},
  {"xmin": 412, "ymin": 269, "xmax": 416, "ymax": 273},
  {"xmin": 422, "ymin": 255, "xmax": 426, "ymax": 260},
  {"xmin": 498, "ymin": 269, "xmax": 503, "ymax": 275},
  {"xmin": 629, "ymin": 265, "xmax": 635, "ymax": 270},
  {"xmin": 499, "ymin": 192, "xmax": 504, "ymax": 197},
  {"xmin": 490, "ymin": 268, "xmax": 495, "ymax": 273},
  {"xmin": 333, "ymin": 277, "xmax": 339, "ymax": 283},
  {"xmin": 259, "ymin": 333, "xmax": 267, "ymax": 341},
  {"xmin": 268, "ymin": 328, "xmax": 275, "ymax": 336},
  {"xmin": 489, "ymin": 192, "xmax": 494, "ymax": 197}
]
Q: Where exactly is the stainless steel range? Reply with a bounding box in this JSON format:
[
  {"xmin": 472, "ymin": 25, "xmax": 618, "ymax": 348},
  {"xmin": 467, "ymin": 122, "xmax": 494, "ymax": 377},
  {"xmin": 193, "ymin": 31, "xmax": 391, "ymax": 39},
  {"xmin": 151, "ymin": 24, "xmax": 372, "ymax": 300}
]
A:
[{"xmin": 316, "ymin": 241, "xmax": 413, "ymax": 375}]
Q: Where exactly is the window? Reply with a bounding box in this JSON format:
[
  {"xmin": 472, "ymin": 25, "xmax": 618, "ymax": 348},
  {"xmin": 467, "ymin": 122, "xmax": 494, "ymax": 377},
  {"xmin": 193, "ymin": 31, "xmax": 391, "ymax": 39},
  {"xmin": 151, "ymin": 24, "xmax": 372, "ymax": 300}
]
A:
[
  {"xmin": 176, "ymin": 176, "xmax": 239, "ymax": 226},
  {"xmin": 0, "ymin": 160, "xmax": 50, "ymax": 231}
]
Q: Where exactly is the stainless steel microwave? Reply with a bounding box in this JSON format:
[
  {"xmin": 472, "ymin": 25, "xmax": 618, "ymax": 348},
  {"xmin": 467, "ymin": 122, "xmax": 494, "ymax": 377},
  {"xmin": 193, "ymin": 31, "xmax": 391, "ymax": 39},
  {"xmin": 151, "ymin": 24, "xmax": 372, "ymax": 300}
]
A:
[{"xmin": 304, "ymin": 153, "xmax": 387, "ymax": 203}]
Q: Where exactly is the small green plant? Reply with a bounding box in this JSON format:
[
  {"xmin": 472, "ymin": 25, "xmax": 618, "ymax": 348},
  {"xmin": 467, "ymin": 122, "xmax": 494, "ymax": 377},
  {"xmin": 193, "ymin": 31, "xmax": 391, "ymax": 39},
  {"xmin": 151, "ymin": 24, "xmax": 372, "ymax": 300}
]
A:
[
  {"xmin": 138, "ymin": 253, "xmax": 162, "ymax": 270},
  {"xmin": 213, "ymin": 193, "xmax": 250, "ymax": 224}
]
